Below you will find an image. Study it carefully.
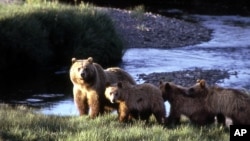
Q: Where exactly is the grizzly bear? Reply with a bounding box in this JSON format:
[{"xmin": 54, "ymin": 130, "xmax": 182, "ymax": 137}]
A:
[
  {"xmin": 105, "ymin": 81, "xmax": 167, "ymax": 124},
  {"xmin": 69, "ymin": 57, "xmax": 136, "ymax": 118},
  {"xmin": 187, "ymin": 79, "xmax": 250, "ymax": 125},
  {"xmin": 159, "ymin": 81, "xmax": 216, "ymax": 126}
]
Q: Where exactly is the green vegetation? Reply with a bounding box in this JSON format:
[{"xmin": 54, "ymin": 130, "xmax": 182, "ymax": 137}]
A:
[
  {"xmin": 0, "ymin": 104, "xmax": 229, "ymax": 141},
  {"xmin": 130, "ymin": 5, "xmax": 146, "ymax": 20},
  {"xmin": 0, "ymin": 2, "xmax": 124, "ymax": 74}
]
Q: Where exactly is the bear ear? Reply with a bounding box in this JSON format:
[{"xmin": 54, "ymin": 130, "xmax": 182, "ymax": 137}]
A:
[
  {"xmin": 87, "ymin": 57, "xmax": 93, "ymax": 63},
  {"xmin": 199, "ymin": 79, "xmax": 206, "ymax": 88},
  {"xmin": 72, "ymin": 58, "xmax": 77, "ymax": 64},
  {"xmin": 159, "ymin": 80, "xmax": 163, "ymax": 85},
  {"xmin": 117, "ymin": 82, "xmax": 123, "ymax": 88}
]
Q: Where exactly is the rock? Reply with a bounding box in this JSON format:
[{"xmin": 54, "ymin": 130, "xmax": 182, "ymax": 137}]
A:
[{"xmin": 138, "ymin": 68, "xmax": 230, "ymax": 87}]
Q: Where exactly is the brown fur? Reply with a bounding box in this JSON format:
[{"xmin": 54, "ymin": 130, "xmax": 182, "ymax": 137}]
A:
[
  {"xmin": 188, "ymin": 79, "xmax": 250, "ymax": 125},
  {"xmin": 159, "ymin": 81, "xmax": 216, "ymax": 126},
  {"xmin": 105, "ymin": 81, "xmax": 166, "ymax": 124},
  {"xmin": 69, "ymin": 57, "xmax": 136, "ymax": 118}
]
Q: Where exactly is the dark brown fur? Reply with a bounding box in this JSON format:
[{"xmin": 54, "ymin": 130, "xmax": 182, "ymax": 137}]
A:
[
  {"xmin": 69, "ymin": 57, "xmax": 136, "ymax": 118},
  {"xmin": 105, "ymin": 81, "xmax": 166, "ymax": 124},
  {"xmin": 188, "ymin": 79, "xmax": 250, "ymax": 125},
  {"xmin": 159, "ymin": 81, "xmax": 216, "ymax": 126}
]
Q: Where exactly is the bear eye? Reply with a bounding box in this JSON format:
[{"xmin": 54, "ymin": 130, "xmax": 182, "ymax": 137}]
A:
[{"xmin": 84, "ymin": 67, "xmax": 88, "ymax": 71}]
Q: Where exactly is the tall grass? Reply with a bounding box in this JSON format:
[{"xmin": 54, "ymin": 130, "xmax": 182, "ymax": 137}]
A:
[
  {"xmin": 0, "ymin": 2, "xmax": 124, "ymax": 73},
  {"xmin": 0, "ymin": 104, "xmax": 229, "ymax": 141}
]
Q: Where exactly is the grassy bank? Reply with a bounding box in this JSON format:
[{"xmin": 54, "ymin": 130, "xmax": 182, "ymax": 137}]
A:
[
  {"xmin": 0, "ymin": 104, "xmax": 229, "ymax": 141},
  {"xmin": 0, "ymin": 2, "xmax": 123, "ymax": 72}
]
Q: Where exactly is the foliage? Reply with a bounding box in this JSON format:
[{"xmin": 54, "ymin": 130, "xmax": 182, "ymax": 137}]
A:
[
  {"xmin": 0, "ymin": 104, "xmax": 230, "ymax": 141},
  {"xmin": 130, "ymin": 5, "xmax": 146, "ymax": 20},
  {"xmin": 0, "ymin": 2, "xmax": 124, "ymax": 74}
]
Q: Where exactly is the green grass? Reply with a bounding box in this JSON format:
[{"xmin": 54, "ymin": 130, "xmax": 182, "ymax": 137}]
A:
[{"xmin": 0, "ymin": 104, "xmax": 230, "ymax": 141}]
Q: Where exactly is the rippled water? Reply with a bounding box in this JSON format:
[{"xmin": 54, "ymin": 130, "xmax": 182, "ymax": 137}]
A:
[
  {"xmin": 122, "ymin": 15, "xmax": 250, "ymax": 89},
  {"xmin": 22, "ymin": 15, "xmax": 250, "ymax": 115}
]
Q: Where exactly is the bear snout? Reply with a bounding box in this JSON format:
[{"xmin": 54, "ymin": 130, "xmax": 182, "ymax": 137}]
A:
[
  {"xmin": 80, "ymin": 71, "xmax": 87, "ymax": 79},
  {"xmin": 109, "ymin": 94, "xmax": 116, "ymax": 103},
  {"xmin": 110, "ymin": 99, "xmax": 115, "ymax": 103}
]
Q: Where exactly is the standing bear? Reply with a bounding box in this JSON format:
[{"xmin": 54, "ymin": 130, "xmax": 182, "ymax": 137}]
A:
[
  {"xmin": 69, "ymin": 57, "xmax": 136, "ymax": 118},
  {"xmin": 187, "ymin": 79, "xmax": 250, "ymax": 125},
  {"xmin": 159, "ymin": 81, "xmax": 216, "ymax": 126},
  {"xmin": 105, "ymin": 81, "xmax": 167, "ymax": 125}
]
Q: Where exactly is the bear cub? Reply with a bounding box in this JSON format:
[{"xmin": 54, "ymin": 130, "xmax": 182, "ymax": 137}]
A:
[{"xmin": 105, "ymin": 81, "xmax": 167, "ymax": 125}]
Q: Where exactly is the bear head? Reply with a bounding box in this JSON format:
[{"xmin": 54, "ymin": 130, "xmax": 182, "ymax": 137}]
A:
[
  {"xmin": 187, "ymin": 79, "xmax": 209, "ymax": 97},
  {"xmin": 159, "ymin": 81, "xmax": 188, "ymax": 101},
  {"xmin": 70, "ymin": 57, "xmax": 96, "ymax": 84},
  {"xmin": 105, "ymin": 82, "xmax": 126, "ymax": 103}
]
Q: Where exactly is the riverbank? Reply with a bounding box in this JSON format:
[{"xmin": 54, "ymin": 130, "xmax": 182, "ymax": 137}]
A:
[
  {"xmin": 0, "ymin": 104, "xmax": 229, "ymax": 141},
  {"xmin": 99, "ymin": 7, "xmax": 211, "ymax": 48}
]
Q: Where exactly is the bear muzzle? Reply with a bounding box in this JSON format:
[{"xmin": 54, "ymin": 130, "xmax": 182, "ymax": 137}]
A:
[
  {"xmin": 80, "ymin": 71, "xmax": 87, "ymax": 80},
  {"xmin": 109, "ymin": 93, "xmax": 116, "ymax": 103}
]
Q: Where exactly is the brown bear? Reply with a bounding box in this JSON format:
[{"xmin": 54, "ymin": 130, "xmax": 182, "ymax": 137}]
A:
[
  {"xmin": 159, "ymin": 81, "xmax": 216, "ymax": 126},
  {"xmin": 69, "ymin": 57, "xmax": 136, "ymax": 118},
  {"xmin": 187, "ymin": 79, "xmax": 250, "ymax": 125},
  {"xmin": 105, "ymin": 81, "xmax": 167, "ymax": 124}
]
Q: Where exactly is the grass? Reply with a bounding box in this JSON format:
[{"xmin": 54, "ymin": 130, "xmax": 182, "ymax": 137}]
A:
[{"xmin": 0, "ymin": 104, "xmax": 230, "ymax": 141}]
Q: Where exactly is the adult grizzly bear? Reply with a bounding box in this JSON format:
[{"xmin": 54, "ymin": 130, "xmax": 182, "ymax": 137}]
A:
[
  {"xmin": 105, "ymin": 81, "xmax": 167, "ymax": 124},
  {"xmin": 69, "ymin": 57, "xmax": 136, "ymax": 118},
  {"xmin": 159, "ymin": 81, "xmax": 216, "ymax": 126},
  {"xmin": 187, "ymin": 79, "xmax": 250, "ymax": 125}
]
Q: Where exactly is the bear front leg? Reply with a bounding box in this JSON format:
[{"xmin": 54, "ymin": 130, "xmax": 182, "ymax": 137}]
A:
[
  {"xmin": 154, "ymin": 112, "xmax": 167, "ymax": 125},
  {"xmin": 167, "ymin": 108, "xmax": 181, "ymax": 126},
  {"xmin": 119, "ymin": 102, "xmax": 129, "ymax": 122},
  {"xmin": 73, "ymin": 87, "xmax": 89, "ymax": 116},
  {"xmin": 88, "ymin": 92, "xmax": 100, "ymax": 118}
]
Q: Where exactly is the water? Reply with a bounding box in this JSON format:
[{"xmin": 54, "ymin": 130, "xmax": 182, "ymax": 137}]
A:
[
  {"xmin": 122, "ymin": 15, "xmax": 250, "ymax": 88},
  {"xmin": 3, "ymin": 15, "xmax": 250, "ymax": 116}
]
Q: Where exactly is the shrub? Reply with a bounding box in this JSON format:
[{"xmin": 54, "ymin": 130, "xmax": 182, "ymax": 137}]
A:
[{"xmin": 0, "ymin": 2, "xmax": 124, "ymax": 74}]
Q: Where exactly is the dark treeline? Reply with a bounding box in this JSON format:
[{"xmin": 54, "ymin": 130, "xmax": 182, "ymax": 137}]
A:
[{"xmin": 63, "ymin": 0, "xmax": 249, "ymax": 15}]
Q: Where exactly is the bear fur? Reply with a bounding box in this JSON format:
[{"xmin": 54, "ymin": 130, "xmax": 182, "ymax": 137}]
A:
[
  {"xmin": 187, "ymin": 79, "xmax": 250, "ymax": 125},
  {"xmin": 159, "ymin": 81, "xmax": 216, "ymax": 126},
  {"xmin": 69, "ymin": 57, "xmax": 136, "ymax": 118},
  {"xmin": 105, "ymin": 81, "xmax": 167, "ymax": 124}
]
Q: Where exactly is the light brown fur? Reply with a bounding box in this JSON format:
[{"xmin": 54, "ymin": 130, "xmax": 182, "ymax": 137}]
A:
[
  {"xmin": 105, "ymin": 81, "xmax": 166, "ymax": 124},
  {"xmin": 69, "ymin": 57, "xmax": 136, "ymax": 118}
]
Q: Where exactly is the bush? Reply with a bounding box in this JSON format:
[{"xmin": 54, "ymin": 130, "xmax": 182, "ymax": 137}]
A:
[{"xmin": 0, "ymin": 2, "xmax": 124, "ymax": 74}]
